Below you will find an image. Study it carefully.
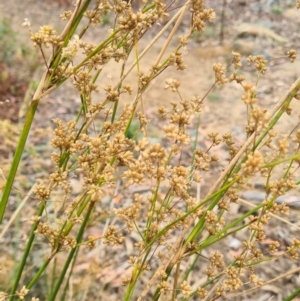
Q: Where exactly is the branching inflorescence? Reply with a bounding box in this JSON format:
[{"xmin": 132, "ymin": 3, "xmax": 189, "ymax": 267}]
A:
[{"xmin": 1, "ymin": 0, "xmax": 300, "ymax": 301}]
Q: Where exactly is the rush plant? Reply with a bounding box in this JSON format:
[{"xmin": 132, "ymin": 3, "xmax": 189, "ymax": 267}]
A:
[{"xmin": 1, "ymin": 1, "xmax": 300, "ymax": 301}]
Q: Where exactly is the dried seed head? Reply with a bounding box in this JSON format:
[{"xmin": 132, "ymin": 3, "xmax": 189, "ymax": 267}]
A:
[
  {"xmin": 197, "ymin": 287, "xmax": 208, "ymax": 299},
  {"xmin": 157, "ymin": 281, "xmax": 171, "ymax": 292},
  {"xmin": 229, "ymin": 71, "xmax": 245, "ymax": 83},
  {"xmin": 287, "ymin": 49, "xmax": 297, "ymax": 62},
  {"xmin": 232, "ymin": 51, "xmax": 242, "ymax": 69},
  {"xmin": 247, "ymin": 55, "xmax": 267, "ymax": 74},
  {"xmin": 242, "ymin": 151, "xmax": 264, "ymax": 176},
  {"xmin": 241, "ymin": 82, "xmax": 257, "ymax": 105},
  {"xmin": 164, "ymin": 78, "xmax": 180, "ymax": 92},
  {"xmin": 180, "ymin": 281, "xmax": 192, "ymax": 297},
  {"xmin": 249, "ymin": 273, "xmax": 263, "ymax": 286},
  {"xmin": 61, "ymin": 35, "xmax": 80, "ymax": 60},
  {"xmin": 16, "ymin": 286, "xmax": 29, "ymax": 300},
  {"xmin": 277, "ymin": 138, "xmax": 289, "ymax": 156},
  {"xmin": 213, "ymin": 63, "xmax": 228, "ymax": 85},
  {"xmin": 60, "ymin": 10, "xmax": 72, "ymax": 20}
]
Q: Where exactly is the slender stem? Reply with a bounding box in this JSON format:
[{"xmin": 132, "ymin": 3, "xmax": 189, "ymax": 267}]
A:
[
  {"xmin": 185, "ymin": 179, "xmax": 237, "ymax": 244},
  {"xmin": 281, "ymin": 287, "xmax": 300, "ymax": 301},
  {"xmin": 205, "ymin": 77, "xmax": 300, "ymax": 202},
  {"xmin": 50, "ymin": 259, "xmax": 57, "ymax": 298},
  {"xmin": 0, "ymin": 99, "xmax": 39, "ymax": 223},
  {"xmin": 172, "ymin": 262, "xmax": 181, "ymax": 300},
  {"xmin": 263, "ymin": 153, "xmax": 300, "ymax": 168},
  {"xmin": 63, "ymin": 195, "xmax": 91, "ymax": 235},
  {"xmin": 219, "ymin": 0, "xmax": 227, "ymax": 45},
  {"xmin": 26, "ymin": 255, "xmax": 54, "ymax": 290},
  {"xmin": 49, "ymin": 201, "xmax": 95, "ymax": 301},
  {"xmin": 9, "ymin": 204, "xmax": 45, "ymax": 301},
  {"xmin": 1, "ymin": 7, "xmax": 94, "ymax": 214},
  {"xmin": 123, "ymin": 248, "xmax": 152, "ymax": 301},
  {"xmin": 182, "ymin": 254, "xmax": 198, "ymax": 282},
  {"xmin": 60, "ymin": 247, "xmax": 80, "ymax": 301},
  {"xmin": 73, "ymin": 31, "xmax": 119, "ymax": 73}
]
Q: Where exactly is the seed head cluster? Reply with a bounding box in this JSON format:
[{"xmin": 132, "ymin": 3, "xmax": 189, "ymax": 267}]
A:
[{"xmin": 8, "ymin": 1, "xmax": 300, "ymax": 300}]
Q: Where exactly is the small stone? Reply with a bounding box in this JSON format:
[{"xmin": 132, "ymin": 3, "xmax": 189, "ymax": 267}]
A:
[{"xmin": 229, "ymin": 238, "xmax": 242, "ymax": 250}]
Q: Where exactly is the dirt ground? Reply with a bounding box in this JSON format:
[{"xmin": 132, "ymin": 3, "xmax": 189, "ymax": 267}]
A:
[{"xmin": 1, "ymin": 0, "xmax": 300, "ymax": 300}]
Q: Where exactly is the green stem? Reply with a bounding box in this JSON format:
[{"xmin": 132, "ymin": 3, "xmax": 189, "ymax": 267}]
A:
[
  {"xmin": 50, "ymin": 259, "xmax": 57, "ymax": 298},
  {"xmin": 54, "ymin": 193, "xmax": 88, "ymax": 251},
  {"xmin": 182, "ymin": 254, "xmax": 198, "ymax": 282},
  {"xmin": 185, "ymin": 179, "xmax": 237, "ymax": 243},
  {"xmin": 0, "ymin": 100, "xmax": 39, "ymax": 223},
  {"xmin": 201, "ymin": 204, "xmax": 263, "ymax": 249},
  {"xmin": 281, "ymin": 287, "xmax": 300, "ymax": 301},
  {"xmin": 123, "ymin": 248, "xmax": 152, "ymax": 301},
  {"xmin": 9, "ymin": 204, "xmax": 45, "ymax": 301},
  {"xmin": 48, "ymin": 0, "xmax": 93, "ymax": 84},
  {"xmin": 252, "ymin": 102, "xmax": 293, "ymax": 152},
  {"xmin": 223, "ymin": 83, "xmax": 299, "ymax": 186},
  {"xmin": 73, "ymin": 31, "xmax": 119, "ymax": 73},
  {"xmin": 263, "ymin": 153, "xmax": 300, "ymax": 168},
  {"xmin": 60, "ymin": 247, "xmax": 80, "ymax": 301},
  {"xmin": 62, "ymin": 194, "xmax": 91, "ymax": 237},
  {"xmin": 65, "ymin": 0, "xmax": 92, "ymax": 43},
  {"xmin": 49, "ymin": 201, "xmax": 95, "ymax": 301},
  {"xmin": 26, "ymin": 255, "xmax": 54, "ymax": 290}
]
